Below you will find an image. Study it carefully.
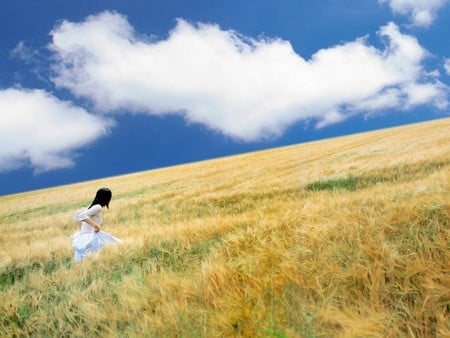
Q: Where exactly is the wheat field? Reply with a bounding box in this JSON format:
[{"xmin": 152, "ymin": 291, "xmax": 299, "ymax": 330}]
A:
[{"xmin": 1, "ymin": 118, "xmax": 449, "ymax": 337}]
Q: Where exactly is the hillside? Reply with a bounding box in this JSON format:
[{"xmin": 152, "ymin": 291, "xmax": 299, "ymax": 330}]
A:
[{"xmin": 1, "ymin": 118, "xmax": 449, "ymax": 337}]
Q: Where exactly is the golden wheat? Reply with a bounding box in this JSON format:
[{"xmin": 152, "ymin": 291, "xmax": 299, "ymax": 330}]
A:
[{"xmin": 1, "ymin": 118, "xmax": 449, "ymax": 337}]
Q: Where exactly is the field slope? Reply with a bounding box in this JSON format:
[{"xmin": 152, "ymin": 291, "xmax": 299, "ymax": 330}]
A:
[{"xmin": 1, "ymin": 118, "xmax": 449, "ymax": 337}]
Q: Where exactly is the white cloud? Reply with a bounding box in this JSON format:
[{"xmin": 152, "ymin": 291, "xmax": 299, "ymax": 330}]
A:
[
  {"xmin": 445, "ymin": 58, "xmax": 450, "ymax": 75},
  {"xmin": 11, "ymin": 41, "xmax": 39, "ymax": 63},
  {"xmin": 403, "ymin": 82, "xmax": 448, "ymax": 109},
  {"xmin": 0, "ymin": 88, "xmax": 112, "ymax": 172},
  {"xmin": 315, "ymin": 110, "xmax": 346, "ymax": 129},
  {"xmin": 11, "ymin": 41, "xmax": 50, "ymax": 83},
  {"xmin": 49, "ymin": 11, "xmax": 448, "ymax": 141},
  {"xmin": 379, "ymin": 0, "xmax": 449, "ymax": 27}
]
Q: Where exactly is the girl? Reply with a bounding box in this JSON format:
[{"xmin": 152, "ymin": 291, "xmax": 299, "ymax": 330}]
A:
[{"xmin": 72, "ymin": 187, "xmax": 122, "ymax": 262}]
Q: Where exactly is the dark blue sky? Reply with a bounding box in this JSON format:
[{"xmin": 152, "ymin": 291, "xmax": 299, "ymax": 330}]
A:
[{"xmin": 1, "ymin": 0, "xmax": 449, "ymax": 195}]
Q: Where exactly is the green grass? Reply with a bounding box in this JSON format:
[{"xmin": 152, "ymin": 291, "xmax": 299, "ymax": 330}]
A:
[
  {"xmin": 305, "ymin": 160, "xmax": 448, "ymax": 192},
  {"xmin": 0, "ymin": 257, "xmax": 73, "ymax": 290},
  {"xmin": 2, "ymin": 201, "xmax": 89, "ymax": 225}
]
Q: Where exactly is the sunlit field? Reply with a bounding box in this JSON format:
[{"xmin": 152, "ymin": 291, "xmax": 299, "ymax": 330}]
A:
[{"xmin": 1, "ymin": 118, "xmax": 449, "ymax": 337}]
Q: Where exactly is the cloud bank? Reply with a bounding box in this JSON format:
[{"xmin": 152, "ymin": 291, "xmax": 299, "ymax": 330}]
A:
[
  {"xmin": 0, "ymin": 88, "xmax": 112, "ymax": 172},
  {"xmin": 49, "ymin": 12, "xmax": 448, "ymax": 141},
  {"xmin": 379, "ymin": 0, "xmax": 449, "ymax": 27},
  {"xmin": 2, "ymin": 9, "xmax": 449, "ymax": 174}
]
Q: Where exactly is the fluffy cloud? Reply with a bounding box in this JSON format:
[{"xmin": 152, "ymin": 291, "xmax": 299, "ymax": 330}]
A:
[
  {"xmin": 49, "ymin": 11, "xmax": 448, "ymax": 140},
  {"xmin": 0, "ymin": 88, "xmax": 112, "ymax": 172},
  {"xmin": 379, "ymin": 0, "xmax": 449, "ymax": 27},
  {"xmin": 445, "ymin": 58, "xmax": 450, "ymax": 75}
]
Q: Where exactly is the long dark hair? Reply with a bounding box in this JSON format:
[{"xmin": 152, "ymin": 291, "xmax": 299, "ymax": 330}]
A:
[{"xmin": 89, "ymin": 188, "xmax": 112, "ymax": 209}]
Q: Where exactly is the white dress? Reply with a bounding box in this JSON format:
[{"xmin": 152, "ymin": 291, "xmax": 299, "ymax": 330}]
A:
[{"xmin": 72, "ymin": 204, "xmax": 122, "ymax": 262}]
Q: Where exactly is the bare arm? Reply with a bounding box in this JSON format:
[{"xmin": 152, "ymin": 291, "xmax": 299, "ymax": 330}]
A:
[{"xmin": 83, "ymin": 217, "xmax": 101, "ymax": 232}]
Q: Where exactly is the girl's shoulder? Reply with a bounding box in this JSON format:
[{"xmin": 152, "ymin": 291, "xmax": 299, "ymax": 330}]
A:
[
  {"xmin": 89, "ymin": 204, "xmax": 102, "ymax": 212},
  {"xmin": 73, "ymin": 204, "xmax": 102, "ymax": 221}
]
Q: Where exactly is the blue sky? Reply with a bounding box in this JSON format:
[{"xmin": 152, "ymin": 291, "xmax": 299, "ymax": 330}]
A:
[{"xmin": 1, "ymin": 0, "xmax": 449, "ymax": 195}]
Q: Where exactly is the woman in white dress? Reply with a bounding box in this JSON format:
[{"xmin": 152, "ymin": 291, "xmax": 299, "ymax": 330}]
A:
[{"xmin": 72, "ymin": 187, "xmax": 122, "ymax": 262}]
